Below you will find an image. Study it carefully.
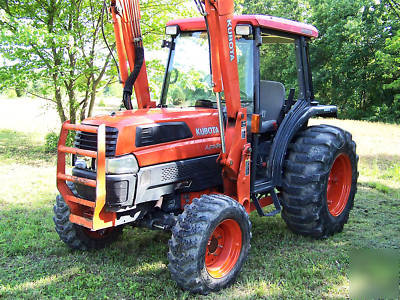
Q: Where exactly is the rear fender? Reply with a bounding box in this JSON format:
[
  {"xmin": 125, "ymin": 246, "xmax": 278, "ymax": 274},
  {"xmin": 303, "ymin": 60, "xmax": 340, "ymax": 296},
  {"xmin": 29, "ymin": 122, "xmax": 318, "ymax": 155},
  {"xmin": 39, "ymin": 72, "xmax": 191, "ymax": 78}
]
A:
[{"xmin": 267, "ymin": 100, "xmax": 337, "ymax": 186}]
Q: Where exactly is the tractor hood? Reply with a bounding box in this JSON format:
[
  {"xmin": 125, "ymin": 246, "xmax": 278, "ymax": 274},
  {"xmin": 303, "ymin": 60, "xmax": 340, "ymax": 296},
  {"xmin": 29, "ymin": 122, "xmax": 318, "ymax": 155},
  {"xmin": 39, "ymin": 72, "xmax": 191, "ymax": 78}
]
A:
[{"xmin": 82, "ymin": 107, "xmax": 222, "ymax": 167}]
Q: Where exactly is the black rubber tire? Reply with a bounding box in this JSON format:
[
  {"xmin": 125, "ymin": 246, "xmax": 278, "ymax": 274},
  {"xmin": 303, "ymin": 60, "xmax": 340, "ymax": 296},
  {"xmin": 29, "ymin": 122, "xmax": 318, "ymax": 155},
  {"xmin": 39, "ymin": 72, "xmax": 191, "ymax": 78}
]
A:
[
  {"xmin": 281, "ymin": 125, "xmax": 358, "ymax": 239},
  {"xmin": 168, "ymin": 194, "xmax": 251, "ymax": 294},
  {"xmin": 53, "ymin": 194, "xmax": 122, "ymax": 250}
]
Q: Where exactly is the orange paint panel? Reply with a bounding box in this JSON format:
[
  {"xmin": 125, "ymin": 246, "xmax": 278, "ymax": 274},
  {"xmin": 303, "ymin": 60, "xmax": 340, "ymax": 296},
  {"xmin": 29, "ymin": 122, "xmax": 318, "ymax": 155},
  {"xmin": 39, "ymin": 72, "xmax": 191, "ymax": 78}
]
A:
[
  {"xmin": 166, "ymin": 15, "xmax": 319, "ymax": 38},
  {"xmin": 81, "ymin": 108, "xmax": 219, "ymax": 134},
  {"xmin": 135, "ymin": 137, "xmax": 221, "ymax": 166},
  {"xmin": 82, "ymin": 107, "xmax": 222, "ymax": 165},
  {"xmin": 70, "ymin": 214, "xmax": 93, "ymax": 229}
]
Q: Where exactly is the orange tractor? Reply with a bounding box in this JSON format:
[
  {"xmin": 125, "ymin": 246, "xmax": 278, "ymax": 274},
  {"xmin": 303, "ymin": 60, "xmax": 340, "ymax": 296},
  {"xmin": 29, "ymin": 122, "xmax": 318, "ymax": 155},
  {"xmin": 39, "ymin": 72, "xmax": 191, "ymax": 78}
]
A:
[{"xmin": 53, "ymin": 0, "xmax": 358, "ymax": 294}]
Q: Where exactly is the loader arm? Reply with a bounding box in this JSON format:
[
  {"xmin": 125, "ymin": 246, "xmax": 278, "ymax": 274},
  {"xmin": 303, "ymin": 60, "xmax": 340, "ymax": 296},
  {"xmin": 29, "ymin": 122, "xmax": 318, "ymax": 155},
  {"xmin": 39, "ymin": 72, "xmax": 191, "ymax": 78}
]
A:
[
  {"xmin": 200, "ymin": 0, "xmax": 251, "ymax": 205},
  {"xmin": 110, "ymin": 0, "xmax": 155, "ymax": 109}
]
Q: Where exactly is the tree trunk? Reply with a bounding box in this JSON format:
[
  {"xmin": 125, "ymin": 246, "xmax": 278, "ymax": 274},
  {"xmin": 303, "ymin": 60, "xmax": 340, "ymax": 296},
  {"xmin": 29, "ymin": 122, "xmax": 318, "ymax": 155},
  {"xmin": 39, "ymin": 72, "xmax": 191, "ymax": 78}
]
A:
[
  {"xmin": 53, "ymin": 74, "xmax": 66, "ymax": 123},
  {"xmin": 68, "ymin": 87, "xmax": 77, "ymax": 124},
  {"xmin": 15, "ymin": 87, "xmax": 23, "ymax": 97},
  {"xmin": 80, "ymin": 91, "xmax": 90, "ymax": 121},
  {"xmin": 88, "ymin": 75, "xmax": 97, "ymax": 117}
]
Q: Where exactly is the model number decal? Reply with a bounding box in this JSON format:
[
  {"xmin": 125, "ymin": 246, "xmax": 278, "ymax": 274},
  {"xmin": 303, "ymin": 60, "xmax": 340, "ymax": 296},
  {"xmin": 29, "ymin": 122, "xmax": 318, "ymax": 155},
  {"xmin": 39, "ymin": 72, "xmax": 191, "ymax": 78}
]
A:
[
  {"xmin": 245, "ymin": 159, "xmax": 250, "ymax": 176},
  {"xmin": 205, "ymin": 143, "xmax": 222, "ymax": 151},
  {"xmin": 196, "ymin": 126, "xmax": 220, "ymax": 136}
]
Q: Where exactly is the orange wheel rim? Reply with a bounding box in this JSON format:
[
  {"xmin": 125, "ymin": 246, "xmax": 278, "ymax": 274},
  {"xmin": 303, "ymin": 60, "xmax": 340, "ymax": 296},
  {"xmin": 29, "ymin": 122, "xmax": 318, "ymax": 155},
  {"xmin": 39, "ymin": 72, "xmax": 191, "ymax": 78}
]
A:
[
  {"xmin": 205, "ymin": 219, "xmax": 242, "ymax": 279},
  {"xmin": 327, "ymin": 153, "xmax": 352, "ymax": 217}
]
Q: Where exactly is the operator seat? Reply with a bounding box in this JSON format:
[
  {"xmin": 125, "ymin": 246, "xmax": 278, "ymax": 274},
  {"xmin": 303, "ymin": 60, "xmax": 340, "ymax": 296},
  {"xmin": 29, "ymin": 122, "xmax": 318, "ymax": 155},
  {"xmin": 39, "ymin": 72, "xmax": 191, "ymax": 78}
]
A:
[
  {"xmin": 246, "ymin": 80, "xmax": 285, "ymax": 140},
  {"xmin": 259, "ymin": 80, "xmax": 286, "ymax": 122}
]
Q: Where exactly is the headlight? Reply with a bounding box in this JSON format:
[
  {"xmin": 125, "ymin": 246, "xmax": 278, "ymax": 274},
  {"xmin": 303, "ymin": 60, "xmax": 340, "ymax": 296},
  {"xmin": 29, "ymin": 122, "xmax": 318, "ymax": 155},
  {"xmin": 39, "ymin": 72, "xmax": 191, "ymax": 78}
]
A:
[
  {"xmin": 235, "ymin": 25, "xmax": 252, "ymax": 36},
  {"xmin": 165, "ymin": 25, "xmax": 179, "ymax": 36},
  {"xmin": 106, "ymin": 155, "xmax": 139, "ymax": 174}
]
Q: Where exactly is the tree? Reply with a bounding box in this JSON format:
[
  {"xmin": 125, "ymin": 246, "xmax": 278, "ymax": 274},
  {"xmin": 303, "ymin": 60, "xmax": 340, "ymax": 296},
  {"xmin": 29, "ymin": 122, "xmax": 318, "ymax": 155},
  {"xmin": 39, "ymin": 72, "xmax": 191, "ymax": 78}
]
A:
[
  {"xmin": 0, "ymin": 0, "xmax": 191, "ymax": 124},
  {"xmin": 309, "ymin": 0, "xmax": 397, "ymax": 121},
  {"xmin": 375, "ymin": 1, "xmax": 400, "ymax": 120},
  {"xmin": 238, "ymin": 0, "xmax": 400, "ymax": 123},
  {"xmin": 0, "ymin": 0, "xmax": 114, "ymax": 123}
]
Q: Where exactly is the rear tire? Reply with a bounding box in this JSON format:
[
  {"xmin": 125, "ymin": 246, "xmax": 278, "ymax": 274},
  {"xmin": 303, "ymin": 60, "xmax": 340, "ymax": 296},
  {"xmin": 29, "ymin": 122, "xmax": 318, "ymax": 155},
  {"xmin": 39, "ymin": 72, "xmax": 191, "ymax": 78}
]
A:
[
  {"xmin": 53, "ymin": 194, "xmax": 122, "ymax": 250},
  {"xmin": 281, "ymin": 125, "xmax": 358, "ymax": 238},
  {"xmin": 168, "ymin": 194, "xmax": 251, "ymax": 294}
]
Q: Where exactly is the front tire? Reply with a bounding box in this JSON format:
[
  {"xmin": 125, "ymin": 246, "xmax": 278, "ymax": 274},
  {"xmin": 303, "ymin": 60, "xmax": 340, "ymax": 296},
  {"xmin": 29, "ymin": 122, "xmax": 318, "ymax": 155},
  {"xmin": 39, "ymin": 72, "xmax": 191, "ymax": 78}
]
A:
[
  {"xmin": 281, "ymin": 125, "xmax": 358, "ymax": 238},
  {"xmin": 168, "ymin": 194, "xmax": 251, "ymax": 294},
  {"xmin": 53, "ymin": 194, "xmax": 122, "ymax": 250}
]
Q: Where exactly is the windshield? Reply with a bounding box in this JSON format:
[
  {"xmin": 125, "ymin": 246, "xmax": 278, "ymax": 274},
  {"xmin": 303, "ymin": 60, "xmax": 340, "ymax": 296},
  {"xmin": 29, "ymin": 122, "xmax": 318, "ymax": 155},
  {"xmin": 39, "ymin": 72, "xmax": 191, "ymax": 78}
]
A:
[{"xmin": 161, "ymin": 31, "xmax": 254, "ymax": 111}]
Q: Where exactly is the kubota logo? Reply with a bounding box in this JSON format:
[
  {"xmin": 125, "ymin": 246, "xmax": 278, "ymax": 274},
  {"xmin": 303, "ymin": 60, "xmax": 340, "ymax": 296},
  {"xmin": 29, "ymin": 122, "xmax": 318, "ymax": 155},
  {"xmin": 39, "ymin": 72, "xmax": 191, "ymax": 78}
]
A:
[
  {"xmin": 196, "ymin": 126, "xmax": 220, "ymax": 136},
  {"xmin": 227, "ymin": 19, "xmax": 235, "ymax": 61}
]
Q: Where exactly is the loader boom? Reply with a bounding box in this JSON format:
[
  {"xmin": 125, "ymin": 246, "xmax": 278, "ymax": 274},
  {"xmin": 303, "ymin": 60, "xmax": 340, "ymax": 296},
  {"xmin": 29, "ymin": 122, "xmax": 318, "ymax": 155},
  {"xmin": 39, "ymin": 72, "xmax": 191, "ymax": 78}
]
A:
[
  {"xmin": 199, "ymin": 0, "xmax": 251, "ymax": 206},
  {"xmin": 110, "ymin": 0, "xmax": 155, "ymax": 109}
]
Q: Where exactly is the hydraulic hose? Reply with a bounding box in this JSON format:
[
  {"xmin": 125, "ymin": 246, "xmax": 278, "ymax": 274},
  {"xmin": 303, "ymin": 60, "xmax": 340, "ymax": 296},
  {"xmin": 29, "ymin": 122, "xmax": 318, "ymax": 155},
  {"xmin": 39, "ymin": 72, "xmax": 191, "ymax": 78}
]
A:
[{"xmin": 122, "ymin": 45, "xmax": 144, "ymax": 110}]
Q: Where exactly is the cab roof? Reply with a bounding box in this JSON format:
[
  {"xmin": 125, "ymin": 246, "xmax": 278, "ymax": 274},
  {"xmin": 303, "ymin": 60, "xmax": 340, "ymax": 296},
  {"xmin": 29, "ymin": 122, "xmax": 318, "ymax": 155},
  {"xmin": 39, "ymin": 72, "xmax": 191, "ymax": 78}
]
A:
[{"xmin": 167, "ymin": 14, "xmax": 318, "ymax": 38}]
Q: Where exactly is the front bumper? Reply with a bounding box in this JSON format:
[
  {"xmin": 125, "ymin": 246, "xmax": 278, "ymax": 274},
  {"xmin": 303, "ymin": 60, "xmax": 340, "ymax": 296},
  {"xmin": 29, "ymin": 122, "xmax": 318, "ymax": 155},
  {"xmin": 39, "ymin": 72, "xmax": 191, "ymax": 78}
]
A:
[
  {"xmin": 72, "ymin": 168, "xmax": 136, "ymax": 208},
  {"xmin": 57, "ymin": 122, "xmax": 116, "ymax": 230}
]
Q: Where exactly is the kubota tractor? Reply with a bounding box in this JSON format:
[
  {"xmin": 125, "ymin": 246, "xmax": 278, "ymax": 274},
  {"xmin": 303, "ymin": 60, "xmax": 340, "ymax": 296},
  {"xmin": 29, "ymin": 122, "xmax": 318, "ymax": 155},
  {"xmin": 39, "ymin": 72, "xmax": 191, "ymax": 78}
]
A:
[{"xmin": 53, "ymin": 0, "xmax": 358, "ymax": 294}]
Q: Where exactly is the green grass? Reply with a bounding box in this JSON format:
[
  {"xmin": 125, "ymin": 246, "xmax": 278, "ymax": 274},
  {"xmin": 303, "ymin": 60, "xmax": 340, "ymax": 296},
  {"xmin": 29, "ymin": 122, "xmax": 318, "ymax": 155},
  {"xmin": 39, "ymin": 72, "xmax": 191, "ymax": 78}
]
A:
[{"xmin": 0, "ymin": 119, "xmax": 399, "ymax": 299}]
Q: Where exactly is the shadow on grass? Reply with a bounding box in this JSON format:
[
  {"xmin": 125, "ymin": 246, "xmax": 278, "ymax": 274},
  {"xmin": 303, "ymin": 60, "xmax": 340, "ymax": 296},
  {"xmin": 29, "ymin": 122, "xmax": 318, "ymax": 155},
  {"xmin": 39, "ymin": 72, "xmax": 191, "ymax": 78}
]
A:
[{"xmin": 0, "ymin": 129, "xmax": 55, "ymax": 164}]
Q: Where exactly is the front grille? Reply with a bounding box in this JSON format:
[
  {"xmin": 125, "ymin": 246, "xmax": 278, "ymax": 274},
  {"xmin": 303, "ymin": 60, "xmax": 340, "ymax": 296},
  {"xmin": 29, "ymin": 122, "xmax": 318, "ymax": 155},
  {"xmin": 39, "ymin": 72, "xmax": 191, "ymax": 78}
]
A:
[{"xmin": 74, "ymin": 125, "xmax": 118, "ymax": 157}]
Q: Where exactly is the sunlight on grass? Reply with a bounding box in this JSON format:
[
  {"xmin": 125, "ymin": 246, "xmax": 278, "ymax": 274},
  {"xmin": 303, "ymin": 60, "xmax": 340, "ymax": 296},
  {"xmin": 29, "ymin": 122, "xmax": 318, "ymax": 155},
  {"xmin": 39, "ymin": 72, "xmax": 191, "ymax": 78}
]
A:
[
  {"xmin": 310, "ymin": 118, "xmax": 400, "ymax": 158},
  {"xmin": 0, "ymin": 163, "xmax": 55, "ymax": 207},
  {"xmin": 130, "ymin": 261, "xmax": 167, "ymax": 275},
  {"xmin": 324, "ymin": 276, "xmax": 348, "ymax": 299},
  {"xmin": 0, "ymin": 267, "xmax": 79, "ymax": 295}
]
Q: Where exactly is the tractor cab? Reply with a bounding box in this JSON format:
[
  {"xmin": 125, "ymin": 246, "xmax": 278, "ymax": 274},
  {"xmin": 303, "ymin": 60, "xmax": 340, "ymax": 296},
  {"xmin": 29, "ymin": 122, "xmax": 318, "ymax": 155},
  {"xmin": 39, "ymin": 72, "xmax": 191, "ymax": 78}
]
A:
[
  {"xmin": 162, "ymin": 16, "xmax": 317, "ymax": 109},
  {"xmin": 162, "ymin": 15, "xmax": 321, "ymax": 179}
]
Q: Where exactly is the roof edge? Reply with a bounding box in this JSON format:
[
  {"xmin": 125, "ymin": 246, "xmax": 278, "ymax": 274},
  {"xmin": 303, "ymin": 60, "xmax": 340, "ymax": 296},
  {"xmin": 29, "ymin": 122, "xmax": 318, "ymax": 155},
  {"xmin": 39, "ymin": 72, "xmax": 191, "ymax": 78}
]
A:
[{"xmin": 166, "ymin": 15, "xmax": 318, "ymax": 38}]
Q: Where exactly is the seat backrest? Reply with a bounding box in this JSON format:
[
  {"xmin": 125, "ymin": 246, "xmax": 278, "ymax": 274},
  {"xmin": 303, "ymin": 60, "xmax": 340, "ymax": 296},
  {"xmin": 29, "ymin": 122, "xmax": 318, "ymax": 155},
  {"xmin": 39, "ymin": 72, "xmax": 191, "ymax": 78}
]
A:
[{"xmin": 259, "ymin": 80, "xmax": 285, "ymax": 121}]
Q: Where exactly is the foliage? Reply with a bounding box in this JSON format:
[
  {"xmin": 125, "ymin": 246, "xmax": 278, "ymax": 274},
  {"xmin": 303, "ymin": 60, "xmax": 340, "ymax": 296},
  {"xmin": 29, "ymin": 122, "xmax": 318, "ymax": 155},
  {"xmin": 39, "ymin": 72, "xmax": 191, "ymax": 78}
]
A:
[
  {"xmin": 0, "ymin": 0, "xmax": 191, "ymax": 124},
  {"xmin": 238, "ymin": 0, "xmax": 400, "ymax": 123},
  {"xmin": 45, "ymin": 131, "xmax": 75, "ymax": 153},
  {"xmin": 44, "ymin": 132, "xmax": 59, "ymax": 153},
  {"xmin": 0, "ymin": 0, "xmax": 115, "ymax": 124}
]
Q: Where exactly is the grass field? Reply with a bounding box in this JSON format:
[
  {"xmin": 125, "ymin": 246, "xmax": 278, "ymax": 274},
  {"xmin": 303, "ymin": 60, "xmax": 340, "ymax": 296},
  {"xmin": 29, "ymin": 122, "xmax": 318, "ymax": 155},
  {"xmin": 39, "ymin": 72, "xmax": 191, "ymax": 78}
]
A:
[{"xmin": 0, "ymin": 98, "xmax": 399, "ymax": 299}]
